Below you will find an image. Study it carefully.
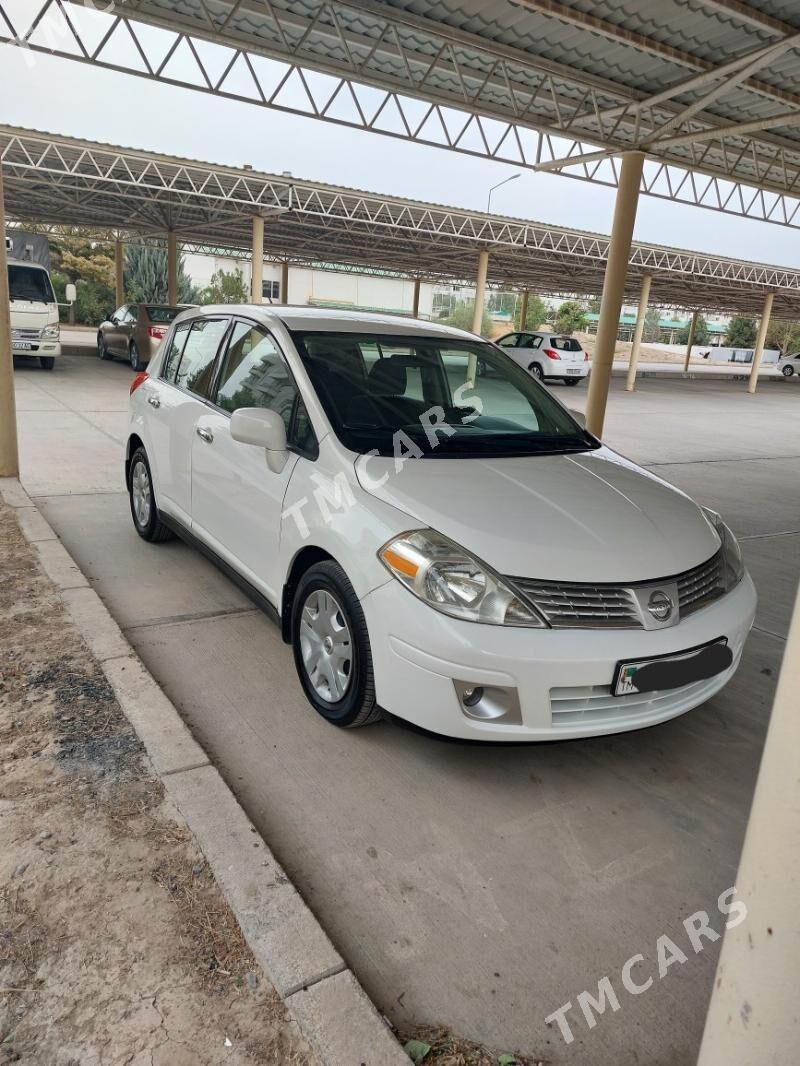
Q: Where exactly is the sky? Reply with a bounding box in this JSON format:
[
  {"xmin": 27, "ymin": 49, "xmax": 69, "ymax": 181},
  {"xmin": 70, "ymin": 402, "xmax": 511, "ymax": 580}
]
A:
[{"xmin": 2, "ymin": 40, "xmax": 800, "ymax": 274}]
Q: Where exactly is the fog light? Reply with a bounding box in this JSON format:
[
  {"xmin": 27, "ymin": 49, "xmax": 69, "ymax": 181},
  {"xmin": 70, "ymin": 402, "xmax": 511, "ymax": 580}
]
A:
[{"xmin": 454, "ymin": 681, "xmax": 522, "ymax": 725}]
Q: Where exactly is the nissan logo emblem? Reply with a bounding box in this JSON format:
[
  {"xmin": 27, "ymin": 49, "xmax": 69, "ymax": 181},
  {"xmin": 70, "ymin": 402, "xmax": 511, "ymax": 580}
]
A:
[{"xmin": 647, "ymin": 590, "xmax": 674, "ymax": 622}]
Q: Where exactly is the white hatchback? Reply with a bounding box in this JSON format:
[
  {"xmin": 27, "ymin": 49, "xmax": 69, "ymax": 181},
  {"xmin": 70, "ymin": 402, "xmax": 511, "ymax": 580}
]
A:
[
  {"xmin": 495, "ymin": 330, "xmax": 590, "ymax": 386},
  {"xmin": 127, "ymin": 307, "xmax": 755, "ymax": 741}
]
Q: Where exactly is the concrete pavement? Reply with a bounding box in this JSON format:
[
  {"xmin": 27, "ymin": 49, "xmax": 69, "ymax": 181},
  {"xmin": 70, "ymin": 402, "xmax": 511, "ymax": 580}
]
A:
[{"xmin": 12, "ymin": 354, "xmax": 799, "ymax": 1063}]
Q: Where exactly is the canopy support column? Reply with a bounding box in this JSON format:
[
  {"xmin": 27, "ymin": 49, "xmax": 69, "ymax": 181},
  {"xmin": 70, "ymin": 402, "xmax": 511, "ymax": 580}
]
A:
[
  {"xmin": 251, "ymin": 216, "xmax": 264, "ymax": 304},
  {"xmin": 0, "ymin": 163, "xmax": 19, "ymax": 478},
  {"xmin": 519, "ymin": 289, "xmax": 529, "ymax": 330},
  {"xmin": 167, "ymin": 231, "xmax": 178, "ymax": 307},
  {"xmin": 626, "ymin": 274, "xmax": 652, "ymax": 392},
  {"xmin": 683, "ymin": 310, "xmax": 699, "ymax": 371},
  {"xmin": 468, "ymin": 249, "xmax": 490, "ymax": 385},
  {"xmin": 697, "ymin": 584, "xmax": 800, "ymax": 1065},
  {"xmin": 747, "ymin": 291, "xmax": 775, "ymax": 395},
  {"xmin": 281, "ymin": 260, "xmax": 290, "ymax": 304},
  {"xmin": 115, "ymin": 239, "xmax": 124, "ymax": 308},
  {"xmin": 412, "ymin": 277, "xmax": 421, "ymax": 318},
  {"xmin": 585, "ymin": 151, "xmax": 644, "ymax": 437}
]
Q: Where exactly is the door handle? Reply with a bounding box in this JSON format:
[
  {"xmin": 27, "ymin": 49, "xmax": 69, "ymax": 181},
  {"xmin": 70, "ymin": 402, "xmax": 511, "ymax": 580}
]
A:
[
  {"xmin": 147, "ymin": 396, "xmax": 161, "ymax": 408},
  {"xmin": 196, "ymin": 426, "xmax": 214, "ymax": 443}
]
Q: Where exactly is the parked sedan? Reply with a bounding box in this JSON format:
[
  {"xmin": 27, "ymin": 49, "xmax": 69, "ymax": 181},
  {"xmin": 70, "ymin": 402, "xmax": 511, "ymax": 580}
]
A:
[
  {"xmin": 776, "ymin": 352, "xmax": 800, "ymax": 378},
  {"xmin": 98, "ymin": 303, "xmax": 185, "ymax": 371},
  {"xmin": 496, "ymin": 330, "xmax": 590, "ymax": 385},
  {"xmin": 126, "ymin": 307, "xmax": 755, "ymax": 741}
]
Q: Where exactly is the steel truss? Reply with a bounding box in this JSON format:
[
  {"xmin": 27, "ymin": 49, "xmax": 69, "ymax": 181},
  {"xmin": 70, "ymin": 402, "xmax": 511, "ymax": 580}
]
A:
[
  {"xmin": 3, "ymin": 1, "xmax": 800, "ymax": 229},
  {"xmin": 3, "ymin": 126, "xmax": 800, "ymax": 314}
]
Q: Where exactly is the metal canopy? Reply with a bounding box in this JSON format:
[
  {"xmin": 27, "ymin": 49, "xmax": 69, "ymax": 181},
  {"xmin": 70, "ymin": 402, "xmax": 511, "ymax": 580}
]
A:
[
  {"xmin": 3, "ymin": 1, "xmax": 800, "ymax": 227},
  {"xmin": 3, "ymin": 124, "xmax": 800, "ymax": 316}
]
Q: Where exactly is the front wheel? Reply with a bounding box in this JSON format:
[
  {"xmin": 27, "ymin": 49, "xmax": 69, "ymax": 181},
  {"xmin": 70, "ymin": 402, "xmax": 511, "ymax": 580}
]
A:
[
  {"xmin": 529, "ymin": 362, "xmax": 544, "ymax": 381},
  {"xmin": 39, "ymin": 356, "xmax": 55, "ymax": 371},
  {"xmin": 129, "ymin": 343, "xmax": 145, "ymax": 372},
  {"xmin": 782, "ymin": 364, "xmax": 794, "ymax": 377},
  {"xmin": 127, "ymin": 447, "xmax": 175, "ymax": 543},
  {"xmin": 291, "ymin": 561, "xmax": 382, "ymax": 728}
]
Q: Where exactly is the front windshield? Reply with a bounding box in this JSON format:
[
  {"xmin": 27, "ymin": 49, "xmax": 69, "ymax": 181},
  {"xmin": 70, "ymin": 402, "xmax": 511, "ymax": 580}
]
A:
[
  {"xmin": 290, "ymin": 331, "xmax": 597, "ymax": 458},
  {"xmin": 8, "ymin": 265, "xmax": 56, "ymax": 304}
]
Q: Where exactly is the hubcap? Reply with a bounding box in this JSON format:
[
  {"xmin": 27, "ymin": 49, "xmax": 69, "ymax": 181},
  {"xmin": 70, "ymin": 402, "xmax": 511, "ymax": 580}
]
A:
[
  {"xmin": 299, "ymin": 589, "xmax": 353, "ymax": 703},
  {"xmin": 131, "ymin": 460, "xmax": 152, "ymax": 528}
]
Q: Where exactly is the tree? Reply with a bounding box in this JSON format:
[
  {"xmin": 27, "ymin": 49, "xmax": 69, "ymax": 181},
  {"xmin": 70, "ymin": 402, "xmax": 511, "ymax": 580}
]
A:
[
  {"xmin": 516, "ymin": 294, "xmax": 549, "ymax": 331},
  {"xmin": 587, "ymin": 295, "xmax": 601, "ymax": 314},
  {"xmin": 726, "ymin": 315, "xmax": 757, "ymax": 348},
  {"xmin": 766, "ymin": 318, "xmax": 800, "ymax": 355},
  {"xmin": 678, "ymin": 314, "xmax": 710, "ymax": 346},
  {"xmin": 642, "ymin": 307, "xmax": 662, "ymax": 343},
  {"xmin": 48, "ymin": 235, "xmax": 116, "ymax": 327},
  {"xmin": 553, "ymin": 300, "xmax": 588, "ymax": 335},
  {"xmin": 125, "ymin": 245, "xmax": 199, "ymax": 305},
  {"xmin": 201, "ymin": 268, "xmax": 249, "ymax": 305},
  {"xmin": 442, "ymin": 300, "xmax": 491, "ymax": 337}
]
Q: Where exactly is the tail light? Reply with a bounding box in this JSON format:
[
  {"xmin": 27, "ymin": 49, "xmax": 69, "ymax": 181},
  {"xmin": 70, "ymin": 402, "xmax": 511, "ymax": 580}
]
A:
[
  {"xmin": 543, "ymin": 348, "xmax": 561, "ymax": 360},
  {"xmin": 130, "ymin": 371, "xmax": 149, "ymax": 395},
  {"xmin": 148, "ymin": 326, "xmax": 166, "ymax": 340},
  {"xmin": 584, "ymin": 351, "xmax": 590, "ymax": 361}
]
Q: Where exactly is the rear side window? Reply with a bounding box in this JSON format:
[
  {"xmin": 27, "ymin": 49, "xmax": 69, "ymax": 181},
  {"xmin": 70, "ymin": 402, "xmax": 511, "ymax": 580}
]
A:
[
  {"xmin": 519, "ymin": 334, "xmax": 542, "ymax": 349},
  {"xmin": 174, "ymin": 319, "xmax": 229, "ymax": 397},
  {"xmin": 162, "ymin": 322, "xmax": 191, "ymax": 381},
  {"xmin": 550, "ymin": 336, "xmax": 583, "ymax": 352}
]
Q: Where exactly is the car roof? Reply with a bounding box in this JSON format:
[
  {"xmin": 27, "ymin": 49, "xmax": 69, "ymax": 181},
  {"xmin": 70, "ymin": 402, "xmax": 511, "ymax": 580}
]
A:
[
  {"xmin": 174, "ymin": 304, "xmax": 480, "ymax": 340},
  {"xmin": 7, "ymin": 258, "xmax": 48, "ymax": 269}
]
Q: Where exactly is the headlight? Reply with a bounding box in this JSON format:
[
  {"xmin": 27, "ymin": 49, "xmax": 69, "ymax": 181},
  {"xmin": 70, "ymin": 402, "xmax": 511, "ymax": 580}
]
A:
[
  {"xmin": 43, "ymin": 324, "xmax": 60, "ymax": 339},
  {"xmin": 379, "ymin": 529, "xmax": 547, "ymax": 627},
  {"xmin": 703, "ymin": 509, "xmax": 745, "ymax": 590}
]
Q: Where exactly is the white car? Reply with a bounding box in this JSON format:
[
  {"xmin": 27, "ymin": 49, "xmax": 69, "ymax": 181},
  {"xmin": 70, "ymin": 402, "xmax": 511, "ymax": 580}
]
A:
[
  {"xmin": 126, "ymin": 307, "xmax": 755, "ymax": 741},
  {"xmin": 495, "ymin": 330, "xmax": 589, "ymax": 385},
  {"xmin": 776, "ymin": 352, "xmax": 800, "ymax": 378}
]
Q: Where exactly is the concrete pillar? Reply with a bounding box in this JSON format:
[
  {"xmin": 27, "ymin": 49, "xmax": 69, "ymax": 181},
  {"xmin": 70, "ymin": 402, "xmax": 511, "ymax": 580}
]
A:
[
  {"xmin": 281, "ymin": 260, "xmax": 290, "ymax": 304},
  {"xmin": 519, "ymin": 289, "xmax": 529, "ymax": 331},
  {"xmin": 412, "ymin": 277, "xmax": 421, "ymax": 318},
  {"xmin": 251, "ymin": 216, "xmax": 264, "ymax": 304},
  {"xmin": 167, "ymin": 231, "xmax": 178, "ymax": 307},
  {"xmin": 625, "ymin": 274, "xmax": 652, "ymax": 392},
  {"xmin": 468, "ymin": 248, "xmax": 490, "ymax": 385},
  {"xmin": 115, "ymin": 239, "xmax": 124, "ymax": 308},
  {"xmin": 0, "ymin": 164, "xmax": 19, "ymax": 478},
  {"xmin": 697, "ymin": 584, "xmax": 800, "ymax": 1066},
  {"xmin": 747, "ymin": 291, "xmax": 775, "ymax": 395},
  {"xmin": 585, "ymin": 151, "xmax": 644, "ymax": 437},
  {"xmin": 682, "ymin": 310, "xmax": 699, "ymax": 371}
]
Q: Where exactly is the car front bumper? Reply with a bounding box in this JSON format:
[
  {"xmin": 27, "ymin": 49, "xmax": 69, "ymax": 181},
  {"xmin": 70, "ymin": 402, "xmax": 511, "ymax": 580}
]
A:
[
  {"xmin": 12, "ymin": 341, "xmax": 61, "ymax": 358},
  {"xmin": 362, "ymin": 572, "xmax": 756, "ymax": 740}
]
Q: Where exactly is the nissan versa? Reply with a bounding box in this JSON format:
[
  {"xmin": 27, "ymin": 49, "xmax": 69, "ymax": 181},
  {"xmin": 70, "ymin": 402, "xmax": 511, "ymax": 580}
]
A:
[{"xmin": 126, "ymin": 307, "xmax": 756, "ymax": 740}]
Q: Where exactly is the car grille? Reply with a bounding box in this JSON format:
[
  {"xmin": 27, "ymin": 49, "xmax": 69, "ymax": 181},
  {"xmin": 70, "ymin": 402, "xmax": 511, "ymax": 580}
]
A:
[
  {"xmin": 12, "ymin": 328, "xmax": 43, "ymax": 341},
  {"xmin": 509, "ymin": 549, "xmax": 725, "ymax": 630}
]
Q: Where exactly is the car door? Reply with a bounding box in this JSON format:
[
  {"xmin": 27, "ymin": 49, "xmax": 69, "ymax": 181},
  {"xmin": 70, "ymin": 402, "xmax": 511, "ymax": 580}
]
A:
[
  {"xmin": 146, "ymin": 316, "xmax": 232, "ymax": 526},
  {"xmin": 105, "ymin": 305, "xmax": 128, "ymax": 356},
  {"xmin": 190, "ymin": 318, "xmax": 315, "ymax": 604}
]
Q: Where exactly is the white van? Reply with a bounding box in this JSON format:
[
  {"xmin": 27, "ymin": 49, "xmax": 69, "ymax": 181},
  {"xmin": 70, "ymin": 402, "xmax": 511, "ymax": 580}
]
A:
[{"xmin": 7, "ymin": 238, "xmax": 62, "ymax": 370}]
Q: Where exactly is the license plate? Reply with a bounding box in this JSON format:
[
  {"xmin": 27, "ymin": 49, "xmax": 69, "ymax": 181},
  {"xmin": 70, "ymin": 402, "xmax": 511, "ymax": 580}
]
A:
[
  {"xmin": 12, "ymin": 342, "xmax": 33, "ymax": 351},
  {"xmin": 613, "ymin": 638, "xmax": 731, "ymax": 696},
  {"xmin": 567, "ymin": 367, "xmax": 581, "ymax": 374}
]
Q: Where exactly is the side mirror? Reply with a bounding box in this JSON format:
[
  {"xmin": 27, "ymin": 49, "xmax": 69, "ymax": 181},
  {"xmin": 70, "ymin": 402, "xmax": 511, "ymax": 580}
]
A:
[
  {"xmin": 230, "ymin": 408, "xmax": 288, "ymax": 472},
  {"xmin": 65, "ymin": 283, "xmax": 77, "ymax": 304},
  {"xmin": 569, "ymin": 408, "xmax": 586, "ymax": 428}
]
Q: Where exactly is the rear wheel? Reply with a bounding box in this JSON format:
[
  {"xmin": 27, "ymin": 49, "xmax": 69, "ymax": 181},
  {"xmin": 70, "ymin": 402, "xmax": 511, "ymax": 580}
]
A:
[
  {"xmin": 97, "ymin": 333, "xmax": 113, "ymax": 360},
  {"xmin": 129, "ymin": 342, "xmax": 145, "ymax": 372},
  {"xmin": 127, "ymin": 447, "xmax": 174, "ymax": 543},
  {"xmin": 39, "ymin": 356, "xmax": 55, "ymax": 371},
  {"xmin": 564, "ymin": 377, "xmax": 581, "ymax": 386},
  {"xmin": 291, "ymin": 560, "xmax": 382, "ymax": 728},
  {"xmin": 529, "ymin": 362, "xmax": 544, "ymax": 381},
  {"xmin": 782, "ymin": 364, "xmax": 794, "ymax": 377}
]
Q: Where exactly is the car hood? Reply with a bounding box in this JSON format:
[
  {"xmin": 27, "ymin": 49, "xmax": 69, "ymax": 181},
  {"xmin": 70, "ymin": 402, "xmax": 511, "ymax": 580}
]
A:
[
  {"xmin": 10, "ymin": 304, "xmax": 55, "ymax": 330},
  {"xmin": 355, "ymin": 448, "xmax": 720, "ymax": 583}
]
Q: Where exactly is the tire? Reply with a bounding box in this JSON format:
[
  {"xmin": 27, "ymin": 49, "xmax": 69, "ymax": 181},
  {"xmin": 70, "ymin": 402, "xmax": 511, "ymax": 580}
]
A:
[
  {"xmin": 529, "ymin": 362, "xmax": 544, "ymax": 381},
  {"xmin": 564, "ymin": 377, "xmax": 581, "ymax": 386},
  {"xmin": 782, "ymin": 364, "xmax": 794, "ymax": 377},
  {"xmin": 291, "ymin": 560, "xmax": 382, "ymax": 728},
  {"xmin": 39, "ymin": 356, "xmax": 55, "ymax": 371},
  {"xmin": 127, "ymin": 447, "xmax": 175, "ymax": 543},
  {"xmin": 98, "ymin": 333, "xmax": 113, "ymax": 360},
  {"xmin": 129, "ymin": 342, "xmax": 145, "ymax": 372}
]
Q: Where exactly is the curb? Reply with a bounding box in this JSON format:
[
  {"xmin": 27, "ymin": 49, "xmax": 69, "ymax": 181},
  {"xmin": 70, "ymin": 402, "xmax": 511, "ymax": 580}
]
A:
[{"xmin": 0, "ymin": 476, "xmax": 408, "ymax": 1066}]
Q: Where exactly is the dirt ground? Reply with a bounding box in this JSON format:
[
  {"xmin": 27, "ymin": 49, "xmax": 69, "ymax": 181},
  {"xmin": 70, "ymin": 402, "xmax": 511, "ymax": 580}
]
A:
[{"xmin": 0, "ymin": 501, "xmax": 315, "ymax": 1066}]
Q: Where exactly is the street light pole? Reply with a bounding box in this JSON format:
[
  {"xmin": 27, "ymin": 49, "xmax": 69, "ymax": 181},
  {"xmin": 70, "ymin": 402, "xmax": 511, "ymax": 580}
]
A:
[{"xmin": 487, "ymin": 173, "xmax": 520, "ymax": 213}]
